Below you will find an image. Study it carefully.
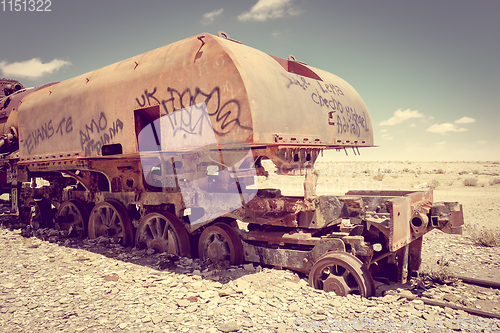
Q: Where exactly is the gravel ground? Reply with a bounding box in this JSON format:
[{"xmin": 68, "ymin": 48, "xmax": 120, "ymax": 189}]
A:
[
  {"xmin": 1, "ymin": 161, "xmax": 499, "ymax": 332},
  {"xmin": 0, "ymin": 219, "xmax": 499, "ymax": 333}
]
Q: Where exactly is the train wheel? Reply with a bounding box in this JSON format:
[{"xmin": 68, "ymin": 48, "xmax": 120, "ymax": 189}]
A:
[
  {"xmin": 135, "ymin": 212, "xmax": 191, "ymax": 257},
  {"xmin": 308, "ymin": 252, "xmax": 374, "ymax": 297},
  {"xmin": 198, "ymin": 223, "xmax": 243, "ymax": 265},
  {"xmin": 55, "ymin": 199, "xmax": 89, "ymax": 238},
  {"xmin": 88, "ymin": 200, "xmax": 134, "ymax": 247}
]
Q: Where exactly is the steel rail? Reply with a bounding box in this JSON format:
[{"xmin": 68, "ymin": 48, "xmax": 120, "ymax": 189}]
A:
[
  {"xmin": 453, "ymin": 275, "xmax": 500, "ymax": 290},
  {"xmin": 398, "ymin": 274, "xmax": 500, "ymax": 319},
  {"xmin": 398, "ymin": 294, "xmax": 500, "ymax": 320}
]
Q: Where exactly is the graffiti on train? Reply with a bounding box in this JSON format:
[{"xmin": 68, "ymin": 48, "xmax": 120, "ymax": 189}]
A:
[
  {"xmin": 334, "ymin": 107, "xmax": 369, "ymax": 138},
  {"xmin": 24, "ymin": 117, "xmax": 73, "ymax": 154},
  {"xmin": 135, "ymin": 86, "xmax": 251, "ymax": 136},
  {"xmin": 284, "ymin": 75, "xmax": 370, "ymax": 137},
  {"xmin": 163, "ymin": 103, "xmax": 211, "ymax": 139},
  {"xmin": 79, "ymin": 112, "xmax": 124, "ymax": 157},
  {"xmin": 284, "ymin": 74, "xmax": 311, "ymax": 90}
]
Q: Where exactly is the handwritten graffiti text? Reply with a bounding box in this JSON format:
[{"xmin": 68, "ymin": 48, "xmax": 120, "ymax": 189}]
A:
[
  {"xmin": 316, "ymin": 81, "xmax": 344, "ymax": 96},
  {"xmin": 164, "ymin": 103, "xmax": 210, "ymax": 138},
  {"xmin": 336, "ymin": 107, "xmax": 369, "ymax": 137},
  {"xmin": 284, "ymin": 75, "xmax": 369, "ymax": 136},
  {"xmin": 80, "ymin": 112, "xmax": 123, "ymax": 157},
  {"xmin": 283, "ymin": 74, "xmax": 310, "ymax": 90},
  {"xmin": 312, "ymin": 89, "xmax": 344, "ymax": 113},
  {"xmin": 135, "ymin": 86, "xmax": 251, "ymax": 136},
  {"xmin": 24, "ymin": 117, "xmax": 73, "ymax": 154}
]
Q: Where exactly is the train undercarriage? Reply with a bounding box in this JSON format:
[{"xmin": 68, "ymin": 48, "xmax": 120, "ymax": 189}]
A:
[{"xmin": 2, "ymin": 150, "xmax": 463, "ymax": 298}]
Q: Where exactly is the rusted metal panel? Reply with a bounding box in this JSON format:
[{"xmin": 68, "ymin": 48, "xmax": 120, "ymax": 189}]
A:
[
  {"xmin": 16, "ymin": 33, "xmax": 373, "ymax": 163},
  {"xmin": 243, "ymin": 195, "xmax": 314, "ymax": 227},
  {"xmin": 242, "ymin": 193, "xmax": 345, "ymax": 229},
  {"xmin": 0, "ymin": 84, "xmax": 55, "ymax": 155},
  {"xmin": 244, "ymin": 227, "xmax": 319, "ymax": 246},
  {"xmin": 17, "ymin": 34, "xmax": 254, "ymax": 160},
  {"xmin": 242, "ymin": 237, "xmax": 346, "ymax": 273},
  {"xmin": 220, "ymin": 40, "xmax": 374, "ymax": 148},
  {"xmin": 388, "ymin": 196, "xmax": 412, "ymax": 251},
  {"xmin": 342, "ymin": 190, "xmax": 447, "ymax": 252},
  {"xmin": 431, "ymin": 201, "xmax": 464, "ymax": 234},
  {"xmin": 408, "ymin": 236, "xmax": 423, "ymax": 272},
  {"xmin": 243, "ymin": 242, "xmax": 312, "ymax": 273}
]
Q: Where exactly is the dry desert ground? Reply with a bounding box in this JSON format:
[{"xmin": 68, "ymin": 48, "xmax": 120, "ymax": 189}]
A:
[{"xmin": 1, "ymin": 160, "xmax": 499, "ymax": 332}]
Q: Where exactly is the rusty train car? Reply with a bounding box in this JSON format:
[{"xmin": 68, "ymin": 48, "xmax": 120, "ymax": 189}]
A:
[{"xmin": 0, "ymin": 32, "xmax": 463, "ymax": 296}]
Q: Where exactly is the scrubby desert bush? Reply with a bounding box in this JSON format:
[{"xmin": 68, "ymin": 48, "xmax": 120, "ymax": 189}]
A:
[
  {"xmin": 466, "ymin": 224, "xmax": 500, "ymax": 247},
  {"xmin": 373, "ymin": 174, "xmax": 384, "ymax": 181},
  {"xmin": 435, "ymin": 169, "xmax": 445, "ymax": 174},
  {"xmin": 429, "ymin": 179, "xmax": 440, "ymax": 189},
  {"xmin": 418, "ymin": 256, "xmax": 459, "ymax": 285},
  {"xmin": 490, "ymin": 177, "xmax": 500, "ymax": 185},
  {"xmin": 463, "ymin": 178, "xmax": 478, "ymax": 186},
  {"xmin": 472, "ymin": 169, "xmax": 480, "ymax": 175}
]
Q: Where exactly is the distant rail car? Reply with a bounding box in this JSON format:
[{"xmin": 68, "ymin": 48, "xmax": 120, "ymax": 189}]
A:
[
  {"xmin": 0, "ymin": 78, "xmax": 24, "ymax": 99},
  {"xmin": 0, "ymin": 32, "xmax": 463, "ymax": 296}
]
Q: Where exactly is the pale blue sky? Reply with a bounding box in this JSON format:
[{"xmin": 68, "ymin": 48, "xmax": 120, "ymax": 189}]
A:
[{"xmin": 1, "ymin": 0, "xmax": 499, "ymax": 161}]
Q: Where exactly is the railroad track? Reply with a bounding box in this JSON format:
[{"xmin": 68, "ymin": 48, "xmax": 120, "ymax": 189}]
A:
[{"xmin": 400, "ymin": 275, "xmax": 500, "ymax": 320}]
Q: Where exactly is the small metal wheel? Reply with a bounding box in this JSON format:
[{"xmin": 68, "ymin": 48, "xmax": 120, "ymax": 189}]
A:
[
  {"xmin": 26, "ymin": 198, "xmax": 54, "ymax": 229},
  {"xmin": 309, "ymin": 252, "xmax": 374, "ymax": 297},
  {"xmin": 135, "ymin": 212, "xmax": 191, "ymax": 257},
  {"xmin": 198, "ymin": 222, "xmax": 243, "ymax": 265},
  {"xmin": 88, "ymin": 200, "xmax": 134, "ymax": 247},
  {"xmin": 55, "ymin": 199, "xmax": 89, "ymax": 237}
]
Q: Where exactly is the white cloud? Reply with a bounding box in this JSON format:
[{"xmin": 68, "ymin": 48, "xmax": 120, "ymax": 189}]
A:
[
  {"xmin": 201, "ymin": 8, "xmax": 223, "ymax": 25},
  {"xmin": 426, "ymin": 123, "xmax": 469, "ymax": 134},
  {"xmin": 380, "ymin": 109, "xmax": 425, "ymax": 126},
  {"xmin": 409, "ymin": 123, "xmax": 416, "ymax": 128},
  {"xmin": 477, "ymin": 140, "xmax": 486, "ymax": 145},
  {"xmin": 454, "ymin": 116, "xmax": 475, "ymax": 124},
  {"xmin": 272, "ymin": 30, "xmax": 281, "ymax": 37},
  {"xmin": 0, "ymin": 58, "xmax": 70, "ymax": 80},
  {"xmin": 238, "ymin": 0, "xmax": 301, "ymax": 22},
  {"xmin": 380, "ymin": 129, "xmax": 388, "ymax": 133}
]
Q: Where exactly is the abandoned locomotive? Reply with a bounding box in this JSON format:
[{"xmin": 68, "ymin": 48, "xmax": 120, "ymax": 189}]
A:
[{"xmin": 0, "ymin": 32, "xmax": 463, "ymax": 297}]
